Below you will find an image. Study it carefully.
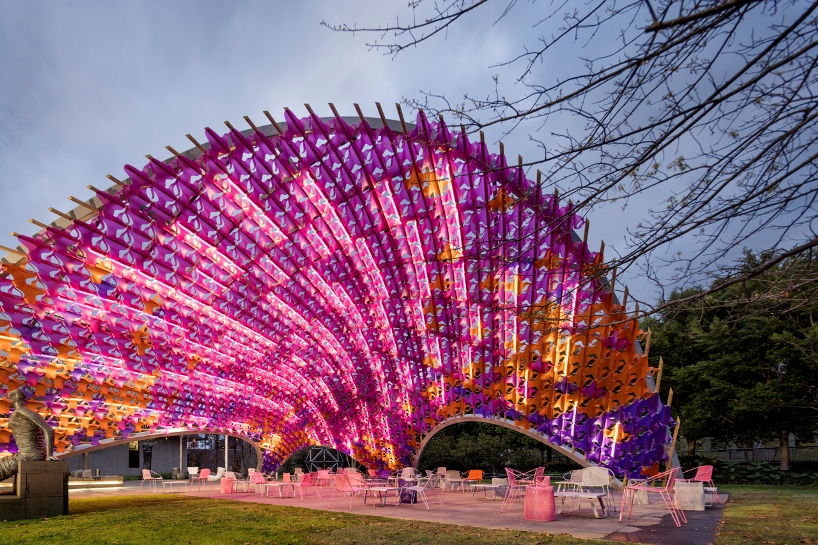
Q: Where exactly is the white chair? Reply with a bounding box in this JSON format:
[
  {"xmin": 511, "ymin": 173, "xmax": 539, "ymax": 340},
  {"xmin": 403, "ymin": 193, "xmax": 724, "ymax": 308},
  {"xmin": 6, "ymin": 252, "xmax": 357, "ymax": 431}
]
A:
[
  {"xmin": 224, "ymin": 471, "xmax": 250, "ymax": 492},
  {"xmin": 435, "ymin": 467, "xmax": 447, "ymax": 488},
  {"xmin": 399, "ymin": 474, "xmax": 444, "ymax": 511},
  {"xmin": 444, "ymin": 470, "xmax": 464, "ymax": 491},
  {"xmin": 581, "ymin": 467, "xmax": 617, "ymax": 513},
  {"xmin": 187, "ymin": 466, "xmax": 199, "ymax": 479},
  {"xmin": 208, "ymin": 467, "xmax": 225, "ymax": 482},
  {"xmin": 399, "ymin": 467, "xmax": 418, "ymax": 481}
]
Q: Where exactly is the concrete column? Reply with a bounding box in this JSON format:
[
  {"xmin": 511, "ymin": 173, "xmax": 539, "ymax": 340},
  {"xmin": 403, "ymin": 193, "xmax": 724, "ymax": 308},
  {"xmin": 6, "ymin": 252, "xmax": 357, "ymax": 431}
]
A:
[
  {"xmin": 83, "ymin": 452, "xmax": 89, "ymax": 470},
  {"xmin": 224, "ymin": 435, "xmax": 229, "ymax": 469},
  {"xmin": 179, "ymin": 435, "xmax": 183, "ymax": 471}
]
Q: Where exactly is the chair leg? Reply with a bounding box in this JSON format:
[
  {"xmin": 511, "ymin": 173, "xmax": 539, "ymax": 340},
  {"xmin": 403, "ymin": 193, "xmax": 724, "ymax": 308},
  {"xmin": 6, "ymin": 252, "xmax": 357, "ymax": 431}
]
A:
[
  {"xmin": 660, "ymin": 491, "xmax": 681, "ymax": 527},
  {"xmin": 419, "ymin": 490, "xmax": 430, "ymax": 510},
  {"xmin": 709, "ymin": 480, "xmax": 721, "ymax": 503}
]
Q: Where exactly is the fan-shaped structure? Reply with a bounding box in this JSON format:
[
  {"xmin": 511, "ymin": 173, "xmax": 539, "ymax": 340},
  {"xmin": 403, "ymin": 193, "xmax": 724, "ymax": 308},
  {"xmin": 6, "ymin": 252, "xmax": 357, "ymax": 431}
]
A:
[{"xmin": 0, "ymin": 108, "xmax": 673, "ymax": 478}]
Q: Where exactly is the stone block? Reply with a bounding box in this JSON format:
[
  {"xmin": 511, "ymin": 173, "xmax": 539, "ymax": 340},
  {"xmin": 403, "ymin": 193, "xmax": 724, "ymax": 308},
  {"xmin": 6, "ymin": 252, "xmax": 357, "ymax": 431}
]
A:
[
  {"xmin": 0, "ymin": 461, "xmax": 68, "ymax": 520},
  {"xmin": 23, "ymin": 496, "xmax": 67, "ymax": 519},
  {"xmin": 17, "ymin": 473, "xmax": 67, "ymax": 498},
  {"xmin": 674, "ymin": 481, "xmax": 705, "ymax": 511},
  {"xmin": 18, "ymin": 461, "xmax": 69, "ymax": 475}
]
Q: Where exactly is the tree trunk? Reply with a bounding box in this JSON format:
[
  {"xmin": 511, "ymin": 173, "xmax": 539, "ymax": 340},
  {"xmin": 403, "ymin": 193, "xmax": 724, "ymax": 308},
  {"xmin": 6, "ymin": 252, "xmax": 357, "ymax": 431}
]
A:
[
  {"xmin": 687, "ymin": 437, "xmax": 697, "ymax": 457},
  {"xmin": 779, "ymin": 429, "xmax": 790, "ymax": 471}
]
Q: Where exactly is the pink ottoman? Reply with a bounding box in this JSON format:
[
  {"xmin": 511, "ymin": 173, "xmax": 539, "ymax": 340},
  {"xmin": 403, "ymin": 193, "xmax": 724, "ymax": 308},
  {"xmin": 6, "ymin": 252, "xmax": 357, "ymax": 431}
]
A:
[
  {"xmin": 221, "ymin": 478, "xmax": 234, "ymax": 494},
  {"xmin": 524, "ymin": 484, "xmax": 556, "ymax": 521}
]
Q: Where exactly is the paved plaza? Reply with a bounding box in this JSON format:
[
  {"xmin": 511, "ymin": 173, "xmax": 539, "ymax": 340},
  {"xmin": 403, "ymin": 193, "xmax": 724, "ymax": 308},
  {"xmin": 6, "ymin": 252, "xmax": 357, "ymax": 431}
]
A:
[{"xmin": 69, "ymin": 481, "xmax": 727, "ymax": 544}]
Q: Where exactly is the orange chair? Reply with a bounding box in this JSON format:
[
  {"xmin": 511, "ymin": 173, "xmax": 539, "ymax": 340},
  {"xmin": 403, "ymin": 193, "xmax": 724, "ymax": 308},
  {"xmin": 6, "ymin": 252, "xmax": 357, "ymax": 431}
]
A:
[{"xmin": 461, "ymin": 469, "xmax": 484, "ymax": 492}]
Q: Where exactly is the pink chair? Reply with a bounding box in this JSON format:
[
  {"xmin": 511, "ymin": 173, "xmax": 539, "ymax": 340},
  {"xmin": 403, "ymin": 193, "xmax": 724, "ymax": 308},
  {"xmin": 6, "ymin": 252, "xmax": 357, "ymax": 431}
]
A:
[
  {"xmin": 620, "ymin": 467, "xmax": 688, "ymax": 527},
  {"xmin": 533, "ymin": 467, "xmax": 545, "ymax": 484},
  {"xmin": 292, "ymin": 472, "xmax": 320, "ymax": 499},
  {"xmin": 249, "ymin": 472, "xmax": 267, "ymax": 493},
  {"xmin": 681, "ymin": 465, "xmax": 720, "ymax": 504},
  {"xmin": 500, "ymin": 468, "xmax": 527, "ymax": 512},
  {"xmin": 139, "ymin": 469, "xmax": 162, "ymax": 491},
  {"xmin": 190, "ymin": 468, "xmax": 212, "ymax": 490},
  {"xmin": 315, "ymin": 469, "xmax": 332, "ymax": 487},
  {"xmin": 328, "ymin": 474, "xmax": 372, "ymax": 510}
]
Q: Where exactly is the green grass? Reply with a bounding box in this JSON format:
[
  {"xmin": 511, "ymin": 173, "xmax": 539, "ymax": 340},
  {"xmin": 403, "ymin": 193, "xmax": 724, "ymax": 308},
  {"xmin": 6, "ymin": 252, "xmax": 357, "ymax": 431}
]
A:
[
  {"xmin": 1, "ymin": 486, "xmax": 816, "ymax": 544},
  {"xmin": 717, "ymin": 486, "xmax": 818, "ymax": 545},
  {"xmin": 0, "ymin": 495, "xmax": 604, "ymax": 545}
]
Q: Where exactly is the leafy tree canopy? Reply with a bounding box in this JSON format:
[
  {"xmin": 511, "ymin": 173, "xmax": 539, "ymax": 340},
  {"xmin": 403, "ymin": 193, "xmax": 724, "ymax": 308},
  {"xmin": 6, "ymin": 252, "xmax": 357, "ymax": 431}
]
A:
[{"xmin": 645, "ymin": 250, "xmax": 818, "ymax": 468}]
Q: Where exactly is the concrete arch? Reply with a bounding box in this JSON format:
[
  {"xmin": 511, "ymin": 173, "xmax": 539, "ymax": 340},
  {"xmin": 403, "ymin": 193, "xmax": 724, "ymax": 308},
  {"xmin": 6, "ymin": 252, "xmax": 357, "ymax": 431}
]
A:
[
  {"xmin": 56, "ymin": 428, "xmax": 264, "ymax": 470},
  {"xmin": 280, "ymin": 444, "xmax": 365, "ymax": 472},
  {"xmin": 415, "ymin": 415, "xmax": 626, "ymax": 488},
  {"xmin": 414, "ymin": 415, "xmax": 589, "ymax": 469}
]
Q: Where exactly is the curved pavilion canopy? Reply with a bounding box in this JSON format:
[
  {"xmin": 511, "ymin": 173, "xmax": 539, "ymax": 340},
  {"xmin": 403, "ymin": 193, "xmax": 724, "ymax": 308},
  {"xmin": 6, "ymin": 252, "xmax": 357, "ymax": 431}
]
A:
[{"xmin": 0, "ymin": 108, "xmax": 673, "ymax": 478}]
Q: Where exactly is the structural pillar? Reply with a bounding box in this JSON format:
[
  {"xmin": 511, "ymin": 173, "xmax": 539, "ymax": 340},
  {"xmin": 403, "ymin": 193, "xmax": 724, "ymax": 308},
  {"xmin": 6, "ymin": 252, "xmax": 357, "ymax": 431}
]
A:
[{"xmin": 224, "ymin": 435, "xmax": 229, "ymax": 470}]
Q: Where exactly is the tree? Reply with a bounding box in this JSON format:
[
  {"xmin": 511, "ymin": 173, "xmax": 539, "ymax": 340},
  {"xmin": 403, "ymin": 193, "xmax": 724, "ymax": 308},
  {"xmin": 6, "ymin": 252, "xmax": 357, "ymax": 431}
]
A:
[
  {"xmin": 647, "ymin": 251, "xmax": 818, "ymax": 470},
  {"xmin": 417, "ymin": 421, "xmax": 580, "ymax": 473},
  {"xmin": 325, "ymin": 0, "xmax": 818, "ymax": 315}
]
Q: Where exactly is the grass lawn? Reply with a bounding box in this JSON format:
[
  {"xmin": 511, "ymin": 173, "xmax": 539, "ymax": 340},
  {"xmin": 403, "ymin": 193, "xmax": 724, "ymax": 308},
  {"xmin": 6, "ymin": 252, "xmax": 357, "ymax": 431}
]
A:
[
  {"xmin": 0, "ymin": 495, "xmax": 606, "ymax": 545},
  {"xmin": 1, "ymin": 486, "xmax": 816, "ymax": 545},
  {"xmin": 717, "ymin": 486, "xmax": 818, "ymax": 545}
]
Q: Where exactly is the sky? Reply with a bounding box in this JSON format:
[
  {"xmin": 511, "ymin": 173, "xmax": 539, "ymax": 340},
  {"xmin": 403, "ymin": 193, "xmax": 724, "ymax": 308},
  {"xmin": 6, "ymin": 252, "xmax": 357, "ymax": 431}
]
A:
[{"xmin": 0, "ymin": 0, "xmax": 684, "ymax": 306}]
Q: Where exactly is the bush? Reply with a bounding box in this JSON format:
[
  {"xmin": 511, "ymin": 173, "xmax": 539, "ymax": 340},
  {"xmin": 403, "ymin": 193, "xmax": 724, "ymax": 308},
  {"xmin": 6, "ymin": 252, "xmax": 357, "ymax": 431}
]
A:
[{"xmin": 717, "ymin": 462, "xmax": 818, "ymax": 485}]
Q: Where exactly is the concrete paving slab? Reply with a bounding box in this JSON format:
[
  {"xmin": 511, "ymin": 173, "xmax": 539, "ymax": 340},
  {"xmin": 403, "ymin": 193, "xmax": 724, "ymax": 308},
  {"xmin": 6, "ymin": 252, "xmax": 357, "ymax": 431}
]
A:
[{"xmin": 68, "ymin": 481, "xmax": 727, "ymax": 544}]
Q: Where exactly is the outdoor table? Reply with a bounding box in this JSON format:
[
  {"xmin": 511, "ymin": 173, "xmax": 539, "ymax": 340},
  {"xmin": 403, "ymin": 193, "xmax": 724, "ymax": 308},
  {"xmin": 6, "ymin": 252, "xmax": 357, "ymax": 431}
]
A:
[
  {"xmin": 553, "ymin": 480, "xmax": 577, "ymax": 493},
  {"xmin": 462, "ymin": 478, "xmax": 481, "ymax": 492},
  {"xmin": 263, "ymin": 482, "xmax": 295, "ymax": 498},
  {"xmin": 554, "ymin": 491, "xmax": 608, "ymax": 518},
  {"xmin": 471, "ymin": 483, "xmax": 506, "ymax": 500},
  {"xmin": 364, "ymin": 486, "xmax": 401, "ymax": 506},
  {"xmin": 162, "ymin": 480, "xmax": 189, "ymax": 494}
]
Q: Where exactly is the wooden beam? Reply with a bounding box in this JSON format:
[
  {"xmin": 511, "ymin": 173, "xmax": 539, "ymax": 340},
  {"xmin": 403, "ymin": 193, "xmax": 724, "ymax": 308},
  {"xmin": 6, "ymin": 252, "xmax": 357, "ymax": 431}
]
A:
[
  {"xmin": 106, "ymin": 174, "xmax": 127, "ymax": 186},
  {"xmin": 185, "ymin": 134, "xmax": 208, "ymax": 154},
  {"xmin": 29, "ymin": 219, "xmax": 51, "ymax": 230},
  {"xmin": 263, "ymin": 111, "xmax": 284, "ymax": 134},
  {"xmin": 243, "ymin": 116, "xmax": 260, "ymax": 133},
  {"xmin": 376, "ymin": 103, "xmax": 390, "ymax": 131},
  {"xmin": 354, "ymin": 103, "xmax": 366, "ymax": 122},
  {"xmin": 666, "ymin": 387, "xmax": 673, "ymax": 408},
  {"xmin": 0, "ymin": 244, "xmax": 26, "ymax": 256},
  {"xmin": 49, "ymin": 208, "xmax": 75, "ymax": 222},
  {"xmin": 395, "ymin": 104, "xmax": 408, "ymax": 135},
  {"xmin": 643, "ymin": 329, "xmax": 652, "ymax": 360},
  {"xmin": 665, "ymin": 418, "xmax": 681, "ymax": 471},
  {"xmin": 655, "ymin": 356, "xmax": 664, "ymax": 392},
  {"xmin": 68, "ymin": 196, "xmax": 97, "ymax": 212}
]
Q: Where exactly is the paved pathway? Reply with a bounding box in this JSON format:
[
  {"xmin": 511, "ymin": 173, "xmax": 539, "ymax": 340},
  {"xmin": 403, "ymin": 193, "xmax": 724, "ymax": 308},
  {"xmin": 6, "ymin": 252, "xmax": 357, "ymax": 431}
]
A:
[{"xmin": 69, "ymin": 481, "xmax": 726, "ymax": 543}]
